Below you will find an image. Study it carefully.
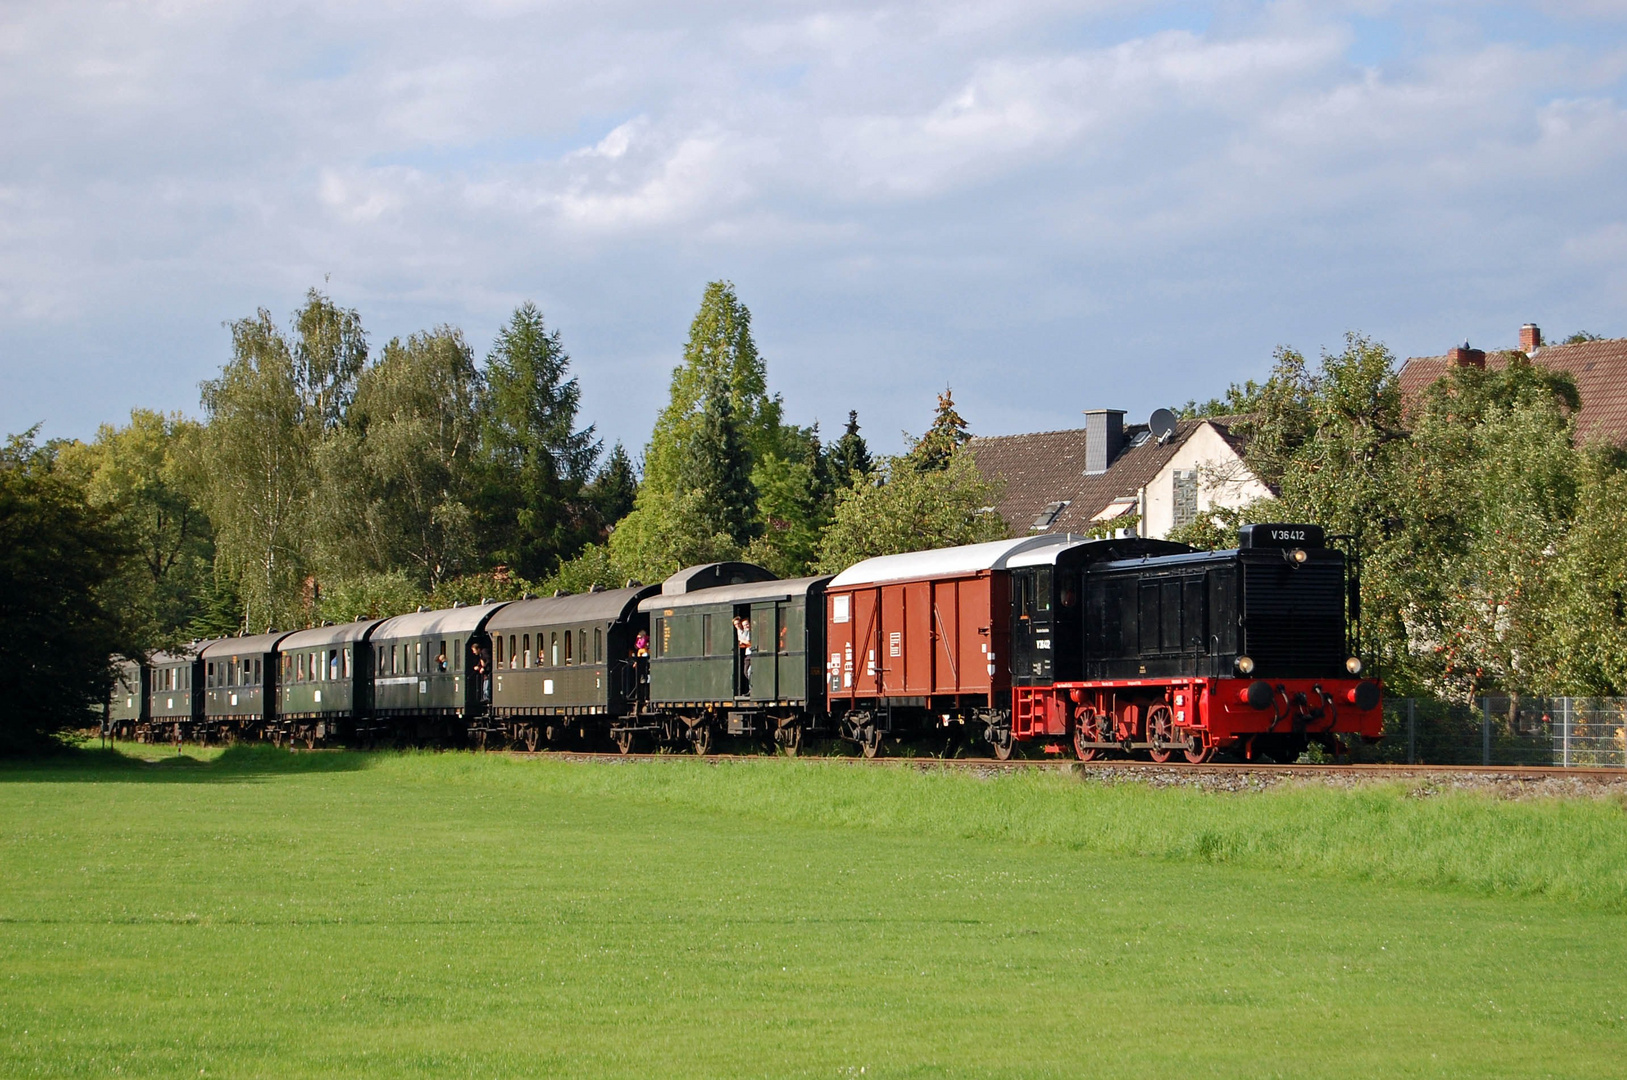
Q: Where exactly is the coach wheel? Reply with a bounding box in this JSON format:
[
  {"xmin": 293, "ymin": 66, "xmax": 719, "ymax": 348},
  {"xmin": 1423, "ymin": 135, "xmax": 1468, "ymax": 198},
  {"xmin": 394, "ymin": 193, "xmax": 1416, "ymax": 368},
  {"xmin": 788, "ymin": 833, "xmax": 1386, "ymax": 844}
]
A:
[
  {"xmin": 777, "ymin": 723, "xmax": 803, "ymax": 757},
  {"xmin": 522, "ymin": 726, "xmax": 539, "ymax": 753},
  {"xmin": 690, "ymin": 721, "xmax": 714, "ymax": 756},
  {"xmin": 302, "ymin": 727, "xmax": 318, "ymax": 750},
  {"xmin": 1145, "ymin": 704, "xmax": 1175, "ymax": 763},
  {"xmin": 858, "ymin": 724, "xmax": 883, "ymax": 759},
  {"xmin": 614, "ymin": 728, "xmax": 636, "ymax": 755}
]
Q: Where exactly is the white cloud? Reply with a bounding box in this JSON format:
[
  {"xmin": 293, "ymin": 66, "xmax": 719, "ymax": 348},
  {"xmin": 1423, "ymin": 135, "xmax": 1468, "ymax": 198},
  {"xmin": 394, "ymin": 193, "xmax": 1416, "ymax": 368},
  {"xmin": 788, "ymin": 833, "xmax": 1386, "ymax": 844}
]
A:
[{"xmin": 0, "ymin": 1, "xmax": 1624, "ymax": 449}]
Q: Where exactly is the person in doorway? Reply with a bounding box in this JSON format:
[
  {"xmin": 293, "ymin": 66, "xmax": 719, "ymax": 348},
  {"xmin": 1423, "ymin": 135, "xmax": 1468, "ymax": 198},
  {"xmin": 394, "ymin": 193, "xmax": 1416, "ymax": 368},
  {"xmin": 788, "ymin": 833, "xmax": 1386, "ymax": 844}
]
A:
[
  {"xmin": 472, "ymin": 644, "xmax": 490, "ymax": 702},
  {"xmin": 734, "ymin": 615, "xmax": 752, "ymax": 695},
  {"xmin": 634, "ymin": 629, "xmax": 649, "ymax": 657}
]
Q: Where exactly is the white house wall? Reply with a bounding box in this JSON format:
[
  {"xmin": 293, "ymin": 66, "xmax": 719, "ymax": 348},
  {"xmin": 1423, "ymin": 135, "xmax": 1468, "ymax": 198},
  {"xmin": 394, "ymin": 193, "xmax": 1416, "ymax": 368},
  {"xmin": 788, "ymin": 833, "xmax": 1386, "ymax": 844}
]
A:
[{"xmin": 1139, "ymin": 423, "xmax": 1274, "ymax": 539}]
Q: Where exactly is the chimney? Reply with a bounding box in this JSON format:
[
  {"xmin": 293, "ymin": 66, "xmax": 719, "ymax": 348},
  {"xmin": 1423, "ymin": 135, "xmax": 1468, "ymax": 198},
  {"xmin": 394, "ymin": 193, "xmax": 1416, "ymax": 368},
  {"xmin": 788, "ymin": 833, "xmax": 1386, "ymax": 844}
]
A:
[
  {"xmin": 1520, "ymin": 323, "xmax": 1542, "ymax": 353},
  {"xmin": 1448, "ymin": 342, "xmax": 1486, "ymax": 369},
  {"xmin": 1084, "ymin": 409, "xmax": 1125, "ymax": 474}
]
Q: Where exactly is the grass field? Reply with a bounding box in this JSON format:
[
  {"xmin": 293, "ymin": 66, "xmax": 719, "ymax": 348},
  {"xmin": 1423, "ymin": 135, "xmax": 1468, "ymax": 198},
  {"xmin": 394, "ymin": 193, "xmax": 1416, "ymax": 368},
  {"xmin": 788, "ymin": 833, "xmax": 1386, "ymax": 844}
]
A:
[{"xmin": 3, "ymin": 747, "xmax": 1626, "ymax": 1077}]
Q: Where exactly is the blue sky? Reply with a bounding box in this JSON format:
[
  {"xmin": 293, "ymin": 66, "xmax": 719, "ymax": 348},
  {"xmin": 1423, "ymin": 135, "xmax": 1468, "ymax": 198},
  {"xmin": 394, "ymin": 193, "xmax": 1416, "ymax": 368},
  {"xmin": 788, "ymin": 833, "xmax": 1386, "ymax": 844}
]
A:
[{"xmin": 2, "ymin": 1, "xmax": 1624, "ymax": 456}]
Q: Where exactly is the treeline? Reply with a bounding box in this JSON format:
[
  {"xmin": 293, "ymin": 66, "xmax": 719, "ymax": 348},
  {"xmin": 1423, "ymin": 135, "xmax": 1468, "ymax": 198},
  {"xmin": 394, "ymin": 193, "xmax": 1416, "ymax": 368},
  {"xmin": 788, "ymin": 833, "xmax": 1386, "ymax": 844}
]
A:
[
  {"xmin": 1177, "ymin": 334, "xmax": 1627, "ymax": 701},
  {"xmin": 1, "ymin": 281, "xmax": 1003, "ymax": 746}
]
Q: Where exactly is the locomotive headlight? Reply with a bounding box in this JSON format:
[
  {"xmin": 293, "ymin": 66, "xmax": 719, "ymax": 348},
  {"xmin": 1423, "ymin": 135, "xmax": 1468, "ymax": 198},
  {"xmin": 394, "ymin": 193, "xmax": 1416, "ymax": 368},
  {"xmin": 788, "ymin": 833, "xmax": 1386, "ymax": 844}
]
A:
[
  {"xmin": 1235, "ymin": 655, "xmax": 1255, "ymax": 675},
  {"xmin": 1287, "ymin": 547, "xmax": 1309, "ymax": 565},
  {"xmin": 1345, "ymin": 656, "xmax": 1363, "ymax": 675}
]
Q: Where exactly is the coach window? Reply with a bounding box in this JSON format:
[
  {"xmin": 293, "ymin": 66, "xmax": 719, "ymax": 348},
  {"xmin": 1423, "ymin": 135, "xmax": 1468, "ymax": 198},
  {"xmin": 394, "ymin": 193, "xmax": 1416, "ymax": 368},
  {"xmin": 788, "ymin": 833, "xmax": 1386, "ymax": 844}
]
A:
[
  {"xmin": 343, "ymin": 647, "xmax": 352, "ymax": 679},
  {"xmin": 548, "ymin": 632, "xmax": 558, "ymax": 666},
  {"xmin": 507, "ymin": 635, "xmax": 516, "ymax": 669},
  {"xmin": 437, "ymin": 641, "xmax": 447, "ymax": 673},
  {"xmin": 521, "ymin": 634, "xmax": 530, "ymax": 668},
  {"xmin": 452, "ymin": 640, "xmax": 461, "ymax": 671},
  {"xmin": 206, "ymin": 662, "xmax": 214, "ymax": 687},
  {"xmin": 564, "ymin": 630, "xmax": 572, "ymax": 666},
  {"xmin": 255, "ymin": 658, "xmax": 262, "ymax": 684},
  {"xmin": 593, "ymin": 627, "xmax": 603, "ymax": 663},
  {"xmin": 702, "ymin": 613, "xmax": 713, "ymax": 655},
  {"xmin": 579, "ymin": 629, "xmax": 587, "ymax": 665},
  {"xmin": 496, "ymin": 635, "xmax": 505, "ymax": 669}
]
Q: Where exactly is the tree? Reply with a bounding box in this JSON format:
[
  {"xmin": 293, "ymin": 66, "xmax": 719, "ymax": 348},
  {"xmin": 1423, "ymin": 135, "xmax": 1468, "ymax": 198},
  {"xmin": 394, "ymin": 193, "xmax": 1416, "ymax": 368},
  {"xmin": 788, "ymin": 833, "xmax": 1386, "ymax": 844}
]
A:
[
  {"xmin": 199, "ymin": 309, "xmax": 312, "ymax": 631},
  {"xmin": 1561, "ymin": 331, "xmax": 1605, "ymax": 345},
  {"xmin": 292, "ymin": 288, "xmax": 368, "ymax": 434},
  {"xmin": 612, "ymin": 281, "xmax": 784, "ymax": 581},
  {"xmin": 55, "ymin": 409, "xmax": 215, "ymax": 649},
  {"xmin": 586, "ymin": 443, "xmax": 637, "ymax": 530},
  {"xmin": 906, "ymin": 388, "xmax": 971, "ymax": 472},
  {"xmin": 334, "ymin": 327, "xmax": 482, "ymax": 588},
  {"xmin": 828, "ymin": 410, "xmax": 873, "ymax": 481},
  {"xmin": 0, "ymin": 430, "xmax": 137, "ymax": 752},
  {"xmin": 745, "ymin": 424, "xmax": 833, "ymax": 577},
  {"xmin": 817, "ymin": 447, "xmax": 1007, "ymax": 572},
  {"xmin": 477, "ymin": 303, "xmax": 600, "ymax": 579}
]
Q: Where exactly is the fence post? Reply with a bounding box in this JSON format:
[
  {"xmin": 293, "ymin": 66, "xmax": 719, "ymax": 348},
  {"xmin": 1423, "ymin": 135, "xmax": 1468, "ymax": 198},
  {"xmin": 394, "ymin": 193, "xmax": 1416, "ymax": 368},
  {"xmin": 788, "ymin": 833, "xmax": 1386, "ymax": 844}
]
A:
[
  {"xmin": 1482, "ymin": 697, "xmax": 1492, "ymax": 766},
  {"xmin": 1561, "ymin": 697, "xmax": 1571, "ymax": 769},
  {"xmin": 1407, "ymin": 697, "xmax": 1416, "ymax": 765}
]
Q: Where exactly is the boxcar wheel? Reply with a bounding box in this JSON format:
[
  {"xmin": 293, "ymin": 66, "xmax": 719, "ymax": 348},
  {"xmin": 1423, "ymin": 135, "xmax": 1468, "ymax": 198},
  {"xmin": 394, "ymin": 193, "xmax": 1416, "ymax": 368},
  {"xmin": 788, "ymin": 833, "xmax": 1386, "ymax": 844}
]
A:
[
  {"xmin": 858, "ymin": 724, "xmax": 883, "ymax": 759},
  {"xmin": 777, "ymin": 723, "xmax": 803, "ymax": 757},
  {"xmin": 990, "ymin": 725, "xmax": 1015, "ymax": 761}
]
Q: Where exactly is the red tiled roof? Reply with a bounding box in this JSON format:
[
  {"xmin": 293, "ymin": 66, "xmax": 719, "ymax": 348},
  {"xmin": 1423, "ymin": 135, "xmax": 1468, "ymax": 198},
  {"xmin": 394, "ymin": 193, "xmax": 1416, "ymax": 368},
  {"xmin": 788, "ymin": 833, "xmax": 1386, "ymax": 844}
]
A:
[
  {"xmin": 1398, "ymin": 337, "xmax": 1627, "ymax": 446},
  {"xmin": 968, "ymin": 418, "xmax": 1246, "ymax": 535}
]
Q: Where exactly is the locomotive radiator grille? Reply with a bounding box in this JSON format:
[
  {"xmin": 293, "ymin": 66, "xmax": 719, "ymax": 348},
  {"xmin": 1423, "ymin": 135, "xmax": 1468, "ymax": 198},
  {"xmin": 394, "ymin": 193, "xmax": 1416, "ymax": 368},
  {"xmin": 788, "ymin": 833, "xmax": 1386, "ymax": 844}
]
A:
[{"xmin": 1241, "ymin": 560, "xmax": 1345, "ymax": 677}]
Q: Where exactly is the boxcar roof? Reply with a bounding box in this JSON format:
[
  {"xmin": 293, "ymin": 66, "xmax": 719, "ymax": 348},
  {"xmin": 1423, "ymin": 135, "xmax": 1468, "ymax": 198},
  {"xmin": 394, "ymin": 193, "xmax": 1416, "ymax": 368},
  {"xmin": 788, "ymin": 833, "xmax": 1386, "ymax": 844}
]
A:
[
  {"xmin": 201, "ymin": 631, "xmax": 294, "ymax": 659},
  {"xmin": 827, "ymin": 535, "xmax": 1087, "ymax": 588},
  {"xmin": 279, "ymin": 619, "xmax": 385, "ymax": 650},
  {"xmin": 639, "ymin": 575, "xmax": 830, "ymax": 613},
  {"xmin": 370, "ymin": 602, "xmax": 511, "ymax": 641},
  {"xmin": 488, "ymin": 584, "xmax": 660, "ymax": 630},
  {"xmin": 660, "ymin": 561, "xmax": 777, "ymax": 596}
]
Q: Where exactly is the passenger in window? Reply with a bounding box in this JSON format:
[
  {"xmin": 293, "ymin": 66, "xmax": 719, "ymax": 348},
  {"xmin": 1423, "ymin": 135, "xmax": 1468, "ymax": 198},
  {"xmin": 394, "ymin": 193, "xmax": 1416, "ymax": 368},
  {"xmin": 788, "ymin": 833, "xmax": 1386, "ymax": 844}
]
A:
[
  {"xmin": 472, "ymin": 642, "xmax": 490, "ymax": 702},
  {"xmin": 435, "ymin": 648, "xmax": 446, "ymax": 673},
  {"xmin": 734, "ymin": 616, "xmax": 752, "ymax": 693},
  {"xmin": 635, "ymin": 629, "xmax": 649, "ymax": 657}
]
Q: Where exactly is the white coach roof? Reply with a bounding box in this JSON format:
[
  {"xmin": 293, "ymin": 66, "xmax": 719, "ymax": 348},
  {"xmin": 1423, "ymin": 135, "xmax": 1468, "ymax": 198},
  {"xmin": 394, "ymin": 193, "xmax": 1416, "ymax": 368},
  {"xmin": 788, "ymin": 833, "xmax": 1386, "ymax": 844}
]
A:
[{"xmin": 828, "ymin": 535, "xmax": 1089, "ymax": 588}]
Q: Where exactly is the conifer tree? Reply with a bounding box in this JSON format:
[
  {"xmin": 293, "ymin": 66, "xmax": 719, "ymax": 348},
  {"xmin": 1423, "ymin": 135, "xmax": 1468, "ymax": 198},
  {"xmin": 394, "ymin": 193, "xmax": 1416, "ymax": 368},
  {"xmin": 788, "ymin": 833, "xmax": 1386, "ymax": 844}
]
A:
[{"xmin": 829, "ymin": 410, "xmax": 874, "ymax": 480}]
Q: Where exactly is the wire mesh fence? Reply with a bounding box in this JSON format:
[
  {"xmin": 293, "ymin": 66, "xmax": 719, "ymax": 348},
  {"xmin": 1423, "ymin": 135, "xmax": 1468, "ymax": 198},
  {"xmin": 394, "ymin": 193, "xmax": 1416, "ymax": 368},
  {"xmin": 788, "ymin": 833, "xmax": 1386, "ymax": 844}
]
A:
[{"xmin": 1349, "ymin": 696, "xmax": 1627, "ymax": 767}]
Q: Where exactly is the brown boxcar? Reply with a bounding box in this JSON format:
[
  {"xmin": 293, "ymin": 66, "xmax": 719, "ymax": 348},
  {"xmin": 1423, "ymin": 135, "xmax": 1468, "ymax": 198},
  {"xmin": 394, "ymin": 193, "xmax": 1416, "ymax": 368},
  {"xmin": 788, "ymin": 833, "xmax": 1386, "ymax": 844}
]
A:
[{"xmin": 822, "ymin": 536, "xmax": 1088, "ymax": 755}]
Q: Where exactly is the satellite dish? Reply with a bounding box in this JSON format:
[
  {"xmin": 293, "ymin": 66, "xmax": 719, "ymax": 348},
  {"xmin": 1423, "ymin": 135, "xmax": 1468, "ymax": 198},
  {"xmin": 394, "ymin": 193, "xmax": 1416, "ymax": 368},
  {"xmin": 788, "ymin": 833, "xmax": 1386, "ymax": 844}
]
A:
[{"xmin": 1149, "ymin": 408, "xmax": 1178, "ymax": 443}]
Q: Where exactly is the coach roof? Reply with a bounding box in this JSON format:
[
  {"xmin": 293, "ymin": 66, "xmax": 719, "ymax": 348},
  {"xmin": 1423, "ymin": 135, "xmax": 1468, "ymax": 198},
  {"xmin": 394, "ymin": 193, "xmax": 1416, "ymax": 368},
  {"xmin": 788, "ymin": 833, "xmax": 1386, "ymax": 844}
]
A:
[
  {"xmin": 278, "ymin": 619, "xmax": 385, "ymax": 650},
  {"xmin": 488, "ymin": 585, "xmax": 659, "ymax": 630},
  {"xmin": 371, "ymin": 602, "xmax": 510, "ymax": 641},
  {"xmin": 638, "ymin": 575, "xmax": 830, "ymax": 612},
  {"xmin": 201, "ymin": 631, "xmax": 292, "ymax": 659},
  {"xmin": 828, "ymin": 535, "xmax": 1088, "ymax": 588}
]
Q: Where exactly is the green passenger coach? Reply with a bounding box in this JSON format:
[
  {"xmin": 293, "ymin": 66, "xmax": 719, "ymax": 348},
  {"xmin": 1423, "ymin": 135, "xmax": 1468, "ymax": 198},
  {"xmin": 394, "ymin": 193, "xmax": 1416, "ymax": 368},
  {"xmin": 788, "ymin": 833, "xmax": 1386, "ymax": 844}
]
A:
[
  {"xmin": 201, "ymin": 631, "xmax": 293, "ymax": 743},
  {"xmin": 368, "ymin": 602, "xmax": 510, "ymax": 741},
  {"xmin": 276, "ymin": 618, "xmax": 384, "ymax": 747},
  {"xmin": 483, "ymin": 584, "xmax": 659, "ymax": 751},
  {"xmin": 638, "ymin": 568, "xmax": 831, "ymax": 755}
]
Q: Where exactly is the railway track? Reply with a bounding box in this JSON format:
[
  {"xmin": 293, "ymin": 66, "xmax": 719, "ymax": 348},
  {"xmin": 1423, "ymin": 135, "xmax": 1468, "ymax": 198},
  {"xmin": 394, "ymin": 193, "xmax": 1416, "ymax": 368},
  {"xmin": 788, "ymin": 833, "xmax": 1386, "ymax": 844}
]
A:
[{"xmin": 503, "ymin": 749, "xmax": 1627, "ymax": 785}]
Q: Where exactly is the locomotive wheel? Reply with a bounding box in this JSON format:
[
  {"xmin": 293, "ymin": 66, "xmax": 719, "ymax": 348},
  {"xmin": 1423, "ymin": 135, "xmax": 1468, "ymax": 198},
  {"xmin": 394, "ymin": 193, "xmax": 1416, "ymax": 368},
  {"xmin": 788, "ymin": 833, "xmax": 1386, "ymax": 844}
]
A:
[
  {"xmin": 1183, "ymin": 735, "xmax": 1215, "ymax": 764},
  {"xmin": 858, "ymin": 724, "xmax": 883, "ymax": 759},
  {"xmin": 1073, "ymin": 710, "xmax": 1105, "ymax": 762},
  {"xmin": 690, "ymin": 722, "xmax": 714, "ymax": 756},
  {"xmin": 1145, "ymin": 705, "xmax": 1175, "ymax": 763},
  {"xmin": 614, "ymin": 729, "xmax": 636, "ymax": 755}
]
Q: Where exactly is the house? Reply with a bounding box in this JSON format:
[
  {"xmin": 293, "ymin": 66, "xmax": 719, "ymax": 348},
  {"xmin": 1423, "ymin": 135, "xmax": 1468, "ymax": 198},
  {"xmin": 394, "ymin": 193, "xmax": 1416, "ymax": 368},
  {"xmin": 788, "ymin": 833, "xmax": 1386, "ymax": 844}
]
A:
[
  {"xmin": 968, "ymin": 409, "xmax": 1273, "ymax": 541},
  {"xmin": 1398, "ymin": 324, "xmax": 1627, "ymax": 445}
]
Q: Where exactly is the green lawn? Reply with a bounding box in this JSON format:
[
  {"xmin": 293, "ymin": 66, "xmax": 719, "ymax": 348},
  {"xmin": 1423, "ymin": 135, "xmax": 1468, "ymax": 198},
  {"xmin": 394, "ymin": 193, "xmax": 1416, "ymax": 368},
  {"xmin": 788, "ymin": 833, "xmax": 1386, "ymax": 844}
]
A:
[{"xmin": 2, "ymin": 748, "xmax": 1624, "ymax": 1077}]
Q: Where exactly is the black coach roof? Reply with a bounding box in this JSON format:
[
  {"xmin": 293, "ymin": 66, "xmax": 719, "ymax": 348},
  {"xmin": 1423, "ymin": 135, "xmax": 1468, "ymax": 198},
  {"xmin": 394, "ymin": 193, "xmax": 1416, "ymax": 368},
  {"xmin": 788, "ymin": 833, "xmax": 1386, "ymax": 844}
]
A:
[
  {"xmin": 487, "ymin": 584, "xmax": 660, "ymax": 630},
  {"xmin": 660, "ymin": 561, "xmax": 777, "ymax": 596},
  {"xmin": 370, "ymin": 602, "xmax": 511, "ymax": 641},
  {"xmin": 278, "ymin": 619, "xmax": 385, "ymax": 650},
  {"xmin": 151, "ymin": 640, "xmax": 217, "ymax": 665},
  {"xmin": 639, "ymin": 575, "xmax": 830, "ymax": 612},
  {"xmin": 201, "ymin": 631, "xmax": 294, "ymax": 659}
]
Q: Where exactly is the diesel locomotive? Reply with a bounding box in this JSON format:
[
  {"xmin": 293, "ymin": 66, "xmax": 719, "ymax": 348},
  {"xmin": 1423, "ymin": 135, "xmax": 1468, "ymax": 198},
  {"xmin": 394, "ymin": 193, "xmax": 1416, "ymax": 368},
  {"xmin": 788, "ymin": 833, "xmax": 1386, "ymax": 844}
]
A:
[{"xmin": 106, "ymin": 524, "xmax": 1382, "ymax": 761}]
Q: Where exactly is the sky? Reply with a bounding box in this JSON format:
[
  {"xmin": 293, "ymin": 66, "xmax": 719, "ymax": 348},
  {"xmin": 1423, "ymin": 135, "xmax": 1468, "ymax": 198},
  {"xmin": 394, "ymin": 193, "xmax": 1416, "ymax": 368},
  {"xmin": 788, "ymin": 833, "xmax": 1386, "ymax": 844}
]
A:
[{"xmin": 2, "ymin": 1, "xmax": 1624, "ymax": 458}]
